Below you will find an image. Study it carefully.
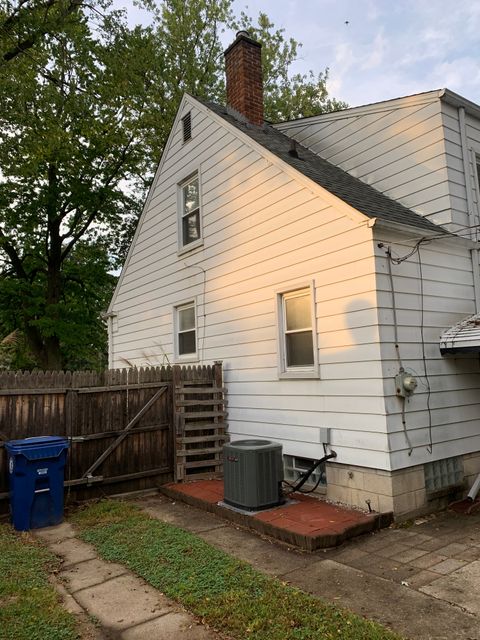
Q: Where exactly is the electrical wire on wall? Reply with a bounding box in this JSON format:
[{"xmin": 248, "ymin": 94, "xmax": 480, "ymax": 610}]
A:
[
  {"xmin": 384, "ymin": 245, "xmax": 412, "ymax": 455},
  {"xmin": 381, "ymin": 238, "xmax": 434, "ymax": 455},
  {"xmin": 417, "ymin": 247, "xmax": 434, "ymax": 453}
]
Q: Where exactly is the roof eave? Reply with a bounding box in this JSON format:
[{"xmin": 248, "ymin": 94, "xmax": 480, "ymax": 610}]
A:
[
  {"xmin": 440, "ymin": 89, "xmax": 480, "ymax": 119},
  {"xmin": 368, "ymin": 217, "xmax": 477, "ymax": 247}
]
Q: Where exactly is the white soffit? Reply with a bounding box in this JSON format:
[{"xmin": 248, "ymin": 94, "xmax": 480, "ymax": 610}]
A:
[{"xmin": 440, "ymin": 313, "xmax": 480, "ymax": 354}]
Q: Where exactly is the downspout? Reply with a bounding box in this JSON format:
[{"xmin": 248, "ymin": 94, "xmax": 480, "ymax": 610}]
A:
[
  {"xmin": 458, "ymin": 107, "xmax": 475, "ymax": 238},
  {"xmin": 458, "ymin": 106, "xmax": 479, "ymax": 236},
  {"xmin": 472, "ymin": 249, "xmax": 480, "ymax": 314},
  {"xmin": 468, "ymin": 474, "xmax": 480, "ymax": 502},
  {"xmin": 458, "ymin": 107, "xmax": 480, "ymax": 312}
]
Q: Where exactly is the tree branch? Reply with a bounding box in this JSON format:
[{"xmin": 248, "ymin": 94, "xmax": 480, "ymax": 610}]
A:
[
  {"xmin": 0, "ymin": 226, "xmax": 27, "ymax": 279},
  {"xmin": 61, "ymin": 134, "xmax": 136, "ymax": 261},
  {"xmin": 2, "ymin": 0, "xmax": 83, "ymax": 62}
]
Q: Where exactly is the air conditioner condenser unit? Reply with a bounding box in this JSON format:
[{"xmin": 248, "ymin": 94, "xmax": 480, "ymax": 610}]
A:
[{"xmin": 223, "ymin": 439, "xmax": 284, "ymax": 510}]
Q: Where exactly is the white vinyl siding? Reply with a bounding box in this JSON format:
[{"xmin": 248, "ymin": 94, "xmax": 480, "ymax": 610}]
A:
[
  {"xmin": 110, "ymin": 94, "xmax": 480, "ymax": 476},
  {"xmin": 110, "ymin": 97, "xmax": 389, "ymax": 469},
  {"xmin": 374, "ymin": 227, "xmax": 480, "ymax": 471}
]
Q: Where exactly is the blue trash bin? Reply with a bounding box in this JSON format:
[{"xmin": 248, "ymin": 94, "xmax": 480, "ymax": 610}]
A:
[{"xmin": 5, "ymin": 436, "xmax": 70, "ymax": 531}]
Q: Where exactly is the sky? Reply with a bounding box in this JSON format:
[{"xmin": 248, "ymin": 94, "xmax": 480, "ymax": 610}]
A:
[{"xmin": 116, "ymin": 0, "xmax": 480, "ymax": 108}]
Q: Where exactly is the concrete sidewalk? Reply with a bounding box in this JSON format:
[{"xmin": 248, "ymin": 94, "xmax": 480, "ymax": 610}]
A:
[
  {"xmin": 35, "ymin": 522, "xmax": 221, "ymax": 640},
  {"xmin": 136, "ymin": 493, "xmax": 480, "ymax": 640}
]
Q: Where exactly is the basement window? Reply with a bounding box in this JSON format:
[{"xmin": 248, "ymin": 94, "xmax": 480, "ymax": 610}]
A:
[
  {"xmin": 182, "ymin": 111, "xmax": 192, "ymax": 142},
  {"xmin": 424, "ymin": 457, "xmax": 463, "ymax": 493},
  {"xmin": 284, "ymin": 455, "xmax": 327, "ymax": 491}
]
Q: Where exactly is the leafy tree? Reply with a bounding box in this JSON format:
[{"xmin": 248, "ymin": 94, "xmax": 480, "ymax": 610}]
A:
[
  {"xmin": 1, "ymin": 0, "xmax": 83, "ymax": 64},
  {"xmin": 0, "ymin": 0, "xmax": 345, "ymax": 370},
  {"xmin": 0, "ymin": 3, "xmax": 158, "ymax": 369}
]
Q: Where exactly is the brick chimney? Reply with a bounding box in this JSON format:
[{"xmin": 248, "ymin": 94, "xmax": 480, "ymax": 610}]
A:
[{"xmin": 224, "ymin": 31, "xmax": 263, "ymax": 126}]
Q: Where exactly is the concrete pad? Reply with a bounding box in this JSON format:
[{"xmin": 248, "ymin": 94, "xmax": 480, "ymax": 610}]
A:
[
  {"xmin": 73, "ymin": 573, "xmax": 174, "ymax": 631},
  {"xmin": 283, "ymin": 559, "xmax": 480, "ymax": 640},
  {"xmin": 197, "ymin": 523, "xmax": 314, "ymax": 577},
  {"xmin": 49, "ymin": 537, "xmax": 98, "ymax": 566},
  {"xmin": 430, "ymin": 558, "xmax": 467, "ymax": 575},
  {"xmin": 410, "ymin": 553, "xmax": 448, "ymax": 569},
  {"xmin": 59, "ymin": 557, "xmax": 127, "ymax": 592},
  {"xmin": 121, "ymin": 613, "xmax": 218, "ymax": 639},
  {"xmin": 420, "ymin": 560, "xmax": 480, "ymax": 616},
  {"xmin": 140, "ymin": 500, "xmax": 226, "ymax": 533},
  {"xmin": 34, "ymin": 522, "xmax": 76, "ymax": 543}
]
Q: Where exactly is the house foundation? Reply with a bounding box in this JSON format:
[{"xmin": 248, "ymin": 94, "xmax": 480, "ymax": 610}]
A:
[{"xmin": 326, "ymin": 451, "xmax": 480, "ymax": 520}]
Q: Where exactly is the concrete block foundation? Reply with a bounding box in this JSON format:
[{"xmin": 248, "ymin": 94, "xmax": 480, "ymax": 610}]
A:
[{"xmin": 326, "ymin": 451, "xmax": 480, "ymax": 519}]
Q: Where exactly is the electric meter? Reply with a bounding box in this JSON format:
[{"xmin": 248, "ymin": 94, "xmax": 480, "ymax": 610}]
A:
[{"xmin": 395, "ymin": 371, "xmax": 417, "ymax": 397}]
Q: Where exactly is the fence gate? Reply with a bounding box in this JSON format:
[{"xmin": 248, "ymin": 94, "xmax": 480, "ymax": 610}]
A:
[{"xmin": 0, "ymin": 367, "xmax": 175, "ymax": 506}]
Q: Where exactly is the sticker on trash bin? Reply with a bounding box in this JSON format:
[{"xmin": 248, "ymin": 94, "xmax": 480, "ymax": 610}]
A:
[
  {"xmin": 8, "ymin": 457, "xmax": 14, "ymax": 474},
  {"xmin": 37, "ymin": 468, "xmax": 48, "ymax": 476}
]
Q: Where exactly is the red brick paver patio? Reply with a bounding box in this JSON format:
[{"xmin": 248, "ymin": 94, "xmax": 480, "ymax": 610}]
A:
[{"xmin": 161, "ymin": 479, "xmax": 392, "ymax": 551}]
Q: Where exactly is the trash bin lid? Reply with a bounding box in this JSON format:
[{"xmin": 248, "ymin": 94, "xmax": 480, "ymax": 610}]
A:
[{"xmin": 5, "ymin": 436, "xmax": 69, "ymax": 459}]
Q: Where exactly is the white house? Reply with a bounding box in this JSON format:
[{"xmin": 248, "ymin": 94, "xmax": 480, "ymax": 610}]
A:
[{"xmin": 107, "ymin": 31, "xmax": 480, "ymax": 518}]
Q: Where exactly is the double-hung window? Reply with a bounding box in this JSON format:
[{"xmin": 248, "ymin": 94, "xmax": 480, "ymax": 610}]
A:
[
  {"xmin": 175, "ymin": 302, "xmax": 197, "ymax": 358},
  {"xmin": 180, "ymin": 174, "xmax": 201, "ymax": 249},
  {"xmin": 278, "ymin": 286, "xmax": 318, "ymax": 377}
]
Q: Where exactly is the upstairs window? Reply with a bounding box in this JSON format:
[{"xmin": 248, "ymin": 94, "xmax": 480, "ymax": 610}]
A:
[
  {"xmin": 182, "ymin": 112, "xmax": 192, "ymax": 143},
  {"xmin": 277, "ymin": 285, "xmax": 318, "ymax": 377},
  {"xmin": 180, "ymin": 174, "xmax": 201, "ymax": 248},
  {"xmin": 176, "ymin": 302, "xmax": 196, "ymax": 357}
]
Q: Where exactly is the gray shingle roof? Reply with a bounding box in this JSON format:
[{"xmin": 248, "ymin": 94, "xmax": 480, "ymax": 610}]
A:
[{"xmin": 200, "ymin": 99, "xmax": 445, "ymax": 234}]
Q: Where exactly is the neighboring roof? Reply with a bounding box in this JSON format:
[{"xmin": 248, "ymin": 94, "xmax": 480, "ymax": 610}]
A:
[
  {"xmin": 440, "ymin": 313, "xmax": 480, "ymax": 354},
  {"xmin": 200, "ymin": 99, "xmax": 445, "ymax": 234}
]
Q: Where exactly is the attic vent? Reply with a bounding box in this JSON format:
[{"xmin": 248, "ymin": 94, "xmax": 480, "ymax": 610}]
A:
[{"xmin": 182, "ymin": 112, "xmax": 192, "ymax": 142}]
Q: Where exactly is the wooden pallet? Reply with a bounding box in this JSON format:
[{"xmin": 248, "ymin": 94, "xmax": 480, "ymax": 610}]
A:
[{"xmin": 173, "ymin": 364, "xmax": 228, "ymax": 481}]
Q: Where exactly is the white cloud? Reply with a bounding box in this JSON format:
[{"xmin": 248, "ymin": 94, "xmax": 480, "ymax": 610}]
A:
[
  {"xmin": 360, "ymin": 29, "xmax": 386, "ymax": 71},
  {"xmin": 430, "ymin": 58, "xmax": 480, "ymax": 95}
]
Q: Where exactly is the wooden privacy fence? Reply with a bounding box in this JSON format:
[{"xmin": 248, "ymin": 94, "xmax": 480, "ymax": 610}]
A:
[{"xmin": 0, "ymin": 363, "xmax": 227, "ymax": 507}]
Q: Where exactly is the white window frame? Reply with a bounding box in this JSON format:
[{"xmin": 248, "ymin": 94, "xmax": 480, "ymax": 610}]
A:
[
  {"xmin": 276, "ymin": 281, "xmax": 319, "ymax": 379},
  {"xmin": 177, "ymin": 171, "xmax": 203, "ymax": 255},
  {"xmin": 173, "ymin": 300, "xmax": 198, "ymax": 362}
]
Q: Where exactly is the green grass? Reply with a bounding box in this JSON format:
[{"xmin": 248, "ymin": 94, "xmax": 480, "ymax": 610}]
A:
[
  {"xmin": 71, "ymin": 500, "xmax": 402, "ymax": 640},
  {"xmin": 0, "ymin": 524, "xmax": 79, "ymax": 640}
]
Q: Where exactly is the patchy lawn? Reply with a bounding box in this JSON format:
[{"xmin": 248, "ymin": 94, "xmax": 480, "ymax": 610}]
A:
[
  {"xmin": 0, "ymin": 524, "xmax": 79, "ymax": 640},
  {"xmin": 72, "ymin": 500, "xmax": 402, "ymax": 640}
]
